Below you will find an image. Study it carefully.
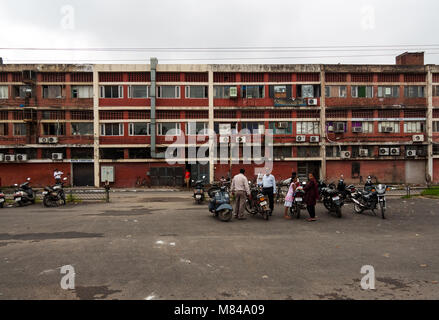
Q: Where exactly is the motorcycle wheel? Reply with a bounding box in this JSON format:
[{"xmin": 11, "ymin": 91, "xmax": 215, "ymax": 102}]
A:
[
  {"xmin": 43, "ymin": 196, "xmax": 57, "ymax": 207},
  {"xmin": 380, "ymin": 202, "xmax": 386, "ymax": 219},
  {"xmin": 353, "ymin": 203, "xmax": 363, "ymax": 214},
  {"xmin": 218, "ymin": 209, "xmax": 232, "ymax": 222},
  {"xmin": 244, "ymin": 200, "xmax": 256, "ymax": 215},
  {"xmin": 31, "ymin": 191, "xmax": 36, "ymax": 204},
  {"xmin": 323, "ymin": 200, "xmax": 331, "ymax": 211},
  {"xmin": 289, "ymin": 206, "xmax": 301, "ymax": 219},
  {"xmin": 0, "ymin": 202, "xmax": 3, "ymax": 208},
  {"xmin": 336, "ymin": 207, "xmax": 342, "ymax": 218},
  {"xmin": 263, "ymin": 210, "xmax": 270, "ymax": 221}
]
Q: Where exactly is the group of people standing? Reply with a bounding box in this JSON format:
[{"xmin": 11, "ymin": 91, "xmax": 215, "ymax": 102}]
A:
[{"xmin": 230, "ymin": 168, "xmax": 320, "ymax": 222}]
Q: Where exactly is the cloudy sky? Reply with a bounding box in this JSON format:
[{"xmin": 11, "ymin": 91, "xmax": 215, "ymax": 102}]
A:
[{"xmin": 1, "ymin": 0, "xmax": 439, "ymax": 65}]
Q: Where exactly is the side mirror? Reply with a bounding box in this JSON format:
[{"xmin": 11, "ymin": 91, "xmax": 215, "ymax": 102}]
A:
[
  {"xmin": 27, "ymin": 177, "xmax": 31, "ymax": 181},
  {"xmin": 63, "ymin": 177, "xmax": 68, "ymax": 181},
  {"xmin": 14, "ymin": 184, "xmax": 18, "ymax": 187},
  {"xmin": 202, "ymin": 175, "xmax": 206, "ymax": 179}
]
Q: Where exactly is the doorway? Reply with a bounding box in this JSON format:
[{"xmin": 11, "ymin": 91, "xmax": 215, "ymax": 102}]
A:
[
  {"xmin": 297, "ymin": 161, "xmax": 320, "ymax": 181},
  {"xmin": 72, "ymin": 163, "xmax": 94, "ymax": 186}
]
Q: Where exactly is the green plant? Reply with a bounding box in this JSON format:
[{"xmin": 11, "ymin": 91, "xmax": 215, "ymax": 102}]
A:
[
  {"xmin": 421, "ymin": 187, "xmax": 439, "ymax": 198},
  {"xmin": 66, "ymin": 193, "xmax": 81, "ymax": 203}
]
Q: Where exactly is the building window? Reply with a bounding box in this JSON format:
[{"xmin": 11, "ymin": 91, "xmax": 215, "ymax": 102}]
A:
[
  {"xmin": 269, "ymin": 121, "xmax": 292, "ymax": 135},
  {"xmin": 433, "ymin": 121, "xmax": 439, "ymax": 132},
  {"xmin": 378, "ymin": 121, "xmax": 400, "ymax": 133},
  {"xmin": 297, "ymin": 147, "xmax": 320, "ymax": 157},
  {"xmin": 433, "ymin": 86, "xmax": 439, "ymax": 97},
  {"xmin": 241, "ymin": 122, "xmax": 265, "ymax": 134},
  {"xmin": 43, "ymin": 85, "xmax": 64, "ymax": 99},
  {"xmin": 377, "ymin": 86, "xmax": 400, "ymax": 98},
  {"xmin": 352, "ymin": 121, "xmax": 373, "ymax": 133},
  {"xmin": 0, "ymin": 86, "xmax": 8, "ymax": 99},
  {"xmin": 241, "ymin": 85, "xmax": 265, "ymax": 99},
  {"xmin": 404, "ymin": 86, "xmax": 425, "ymax": 98},
  {"xmin": 296, "ymin": 121, "xmax": 319, "ymax": 134},
  {"xmin": 404, "ymin": 121, "xmax": 425, "ymax": 133},
  {"xmin": 273, "ymin": 146, "xmax": 292, "ymax": 159},
  {"xmin": 72, "ymin": 86, "xmax": 93, "ymax": 98},
  {"xmin": 185, "ymin": 86, "xmax": 208, "ymax": 99},
  {"xmin": 129, "ymin": 123, "xmax": 150, "ymax": 136},
  {"xmin": 13, "ymin": 123, "xmax": 27, "ymax": 136},
  {"xmin": 325, "ymin": 86, "xmax": 347, "ymax": 98},
  {"xmin": 14, "ymin": 86, "xmax": 32, "ymax": 98},
  {"xmin": 71, "ymin": 123, "xmax": 93, "ymax": 135},
  {"xmin": 0, "ymin": 123, "xmax": 8, "ymax": 135},
  {"xmin": 351, "ymin": 86, "xmax": 373, "ymax": 98},
  {"xmin": 99, "ymin": 86, "xmax": 123, "ymax": 98},
  {"xmin": 157, "ymin": 122, "xmax": 181, "ymax": 136},
  {"xmin": 214, "ymin": 123, "xmax": 238, "ymax": 135},
  {"xmin": 157, "ymin": 86, "xmax": 180, "ymax": 98},
  {"xmin": 42, "ymin": 123, "xmax": 65, "ymax": 135},
  {"xmin": 186, "ymin": 122, "xmax": 208, "ymax": 135},
  {"xmin": 100, "ymin": 123, "xmax": 124, "ymax": 136},
  {"xmin": 214, "ymin": 86, "xmax": 232, "ymax": 98},
  {"xmin": 128, "ymin": 86, "xmax": 149, "ymax": 98},
  {"xmin": 129, "ymin": 148, "xmax": 151, "ymax": 159}
]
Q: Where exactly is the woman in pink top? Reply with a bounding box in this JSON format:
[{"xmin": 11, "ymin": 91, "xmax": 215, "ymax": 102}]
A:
[{"xmin": 284, "ymin": 172, "xmax": 299, "ymax": 219}]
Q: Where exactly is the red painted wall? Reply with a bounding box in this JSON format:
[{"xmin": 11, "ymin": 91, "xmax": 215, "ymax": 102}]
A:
[{"xmin": 0, "ymin": 163, "xmax": 71, "ymax": 187}]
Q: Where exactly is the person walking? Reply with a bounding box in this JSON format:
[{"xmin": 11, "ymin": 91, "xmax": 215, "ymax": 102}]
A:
[
  {"xmin": 304, "ymin": 173, "xmax": 319, "ymax": 222},
  {"xmin": 284, "ymin": 172, "xmax": 300, "ymax": 219},
  {"xmin": 184, "ymin": 169, "xmax": 191, "ymax": 189},
  {"xmin": 231, "ymin": 168, "xmax": 250, "ymax": 220},
  {"xmin": 259, "ymin": 168, "xmax": 276, "ymax": 215}
]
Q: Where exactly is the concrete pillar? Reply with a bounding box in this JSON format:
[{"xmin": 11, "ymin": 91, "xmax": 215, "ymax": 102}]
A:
[
  {"xmin": 426, "ymin": 67, "xmax": 433, "ymax": 185},
  {"xmin": 93, "ymin": 68, "xmax": 100, "ymax": 187},
  {"xmin": 208, "ymin": 68, "xmax": 215, "ymax": 183},
  {"xmin": 320, "ymin": 67, "xmax": 327, "ymax": 180}
]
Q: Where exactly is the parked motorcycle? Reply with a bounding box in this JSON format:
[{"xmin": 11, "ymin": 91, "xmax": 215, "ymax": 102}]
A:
[
  {"xmin": 42, "ymin": 177, "xmax": 68, "ymax": 207},
  {"xmin": 0, "ymin": 189, "xmax": 5, "ymax": 208},
  {"xmin": 13, "ymin": 178, "xmax": 36, "ymax": 206},
  {"xmin": 192, "ymin": 175, "xmax": 206, "ymax": 204},
  {"xmin": 208, "ymin": 186, "xmax": 233, "ymax": 222},
  {"xmin": 352, "ymin": 184, "xmax": 389, "ymax": 219},
  {"xmin": 320, "ymin": 184, "xmax": 343, "ymax": 218},
  {"xmin": 245, "ymin": 183, "xmax": 270, "ymax": 220},
  {"xmin": 289, "ymin": 183, "xmax": 306, "ymax": 219}
]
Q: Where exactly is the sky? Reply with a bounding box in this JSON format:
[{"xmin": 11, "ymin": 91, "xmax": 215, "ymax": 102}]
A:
[{"xmin": 1, "ymin": 0, "xmax": 439, "ymax": 65}]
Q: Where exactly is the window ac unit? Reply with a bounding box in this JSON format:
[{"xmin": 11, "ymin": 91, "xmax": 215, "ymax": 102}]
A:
[
  {"xmin": 390, "ymin": 147, "xmax": 400, "ymax": 155},
  {"xmin": 412, "ymin": 135, "xmax": 424, "ymax": 142},
  {"xmin": 327, "ymin": 125, "xmax": 334, "ymax": 132},
  {"xmin": 0, "ymin": 154, "xmax": 4, "ymax": 161},
  {"xmin": 219, "ymin": 136, "xmax": 229, "ymax": 144},
  {"xmin": 276, "ymin": 122, "xmax": 289, "ymax": 129},
  {"xmin": 296, "ymin": 135, "xmax": 306, "ymax": 142},
  {"xmin": 229, "ymin": 87, "xmax": 238, "ymax": 98},
  {"xmin": 16, "ymin": 154, "xmax": 27, "ymax": 161},
  {"xmin": 310, "ymin": 136, "xmax": 319, "ymax": 143},
  {"xmin": 382, "ymin": 127, "xmax": 394, "ymax": 133},
  {"xmin": 406, "ymin": 150, "xmax": 416, "ymax": 157},
  {"xmin": 48, "ymin": 137, "xmax": 59, "ymax": 144},
  {"xmin": 236, "ymin": 136, "xmax": 246, "ymax": 143},
  {"xmin": 5, "ymin": 155, "xmax": 15, "ymax": 162},
  {"xmin": 39, "ymin": 137, "xmax": 48, "ymax": 144},
  {"xmin": 352, "ymin": 127, "xmax": 363, "ymax": 133},
  {"xmin": 341, "ymin": 151, "xmax": 351, "ymax": 159},
  {"xmin": 334, "ymin": 122, "xmax": 345, "ymax": 133},
  {"xmin": 52, "ymin": 153, "xmax": 63, "ymax": 160},
  {"xmin": 379, "ymin": 148, "xmax": 390, "ymax": 156},
  {"xmin": 307, "ymin": 98, "xmax": 318, "ymax": 106},
  {"xmin": 359, "ymin": 149, "xmax": 369, "ymax": 157}
]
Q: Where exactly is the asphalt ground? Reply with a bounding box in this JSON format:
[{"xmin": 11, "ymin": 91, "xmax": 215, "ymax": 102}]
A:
[{"xmin": 0, "ymin": 192, "xmax": 438, "ymax": 300}]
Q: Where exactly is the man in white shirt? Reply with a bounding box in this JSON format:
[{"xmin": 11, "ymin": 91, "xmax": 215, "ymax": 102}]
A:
[
  {"xmin": 231, "ymin": 168, "xmax": 250, "ymax": 220},
  {"xmin": 53, "ymin": 169, "xmax": 63, "ymax": 184},
  {"xmin": 258, "ymin": 167, "xmax": 276, "ymax": 215}
]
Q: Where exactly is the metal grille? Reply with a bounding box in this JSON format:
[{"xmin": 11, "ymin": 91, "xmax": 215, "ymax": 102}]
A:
[
  {"xmin": 214, "ymin": 72, "xmax": 236, "ymax": 82},
  {"xmin": 0, "ymin": 111, "xmax": 8, "ymax": 120},
  {"xmin": 157, "ymin": 110, "xmax": 180, "ymax": 119},
  {"xmin": 378, "ymin": 109, "xmax": 400, "ymax": 118},
  {"xmin": 42, "ymin": 72, "xmax": 66, "ymax": 82},
  {"xmin": 269, "ymin": 110, "xmax": 292, "ymax": 118},
  {"xmin": 325, "ymin": 73, "xmax": 347, "ymax": 82},
  {"xmin": 0, "ymin": 73, "xmax": 8, "ymax": 82},
  {"xmin": 214, "ymin": 110, "xmax": 236, "ymax": 118},
  {"xmin": 100, "ymin": 111, "xmax": 124, "ymax": 120},
  {"xmin": 127, "ymin": 72, "xmax": 150, "ymax": 82},
  {"xmin": 157, "ymin": 72, "xmax": 180, "ymax": 82},
  {"xmin": 352, "ymin": 110, "xmax": 373, "ymax": 118},
  {"xmin": 377, "ymin": 73, "xmax": 400, "ymax": 82},
  {"xmin": 268, "ymin": 73, "xmax": 292, "ymax": 82},
  {"xmin": 404, "ymin": 73, "xmax": 426, "ymax": 82},
  {"xmin": 297, "ymin": 73, "xmax": 320, "ymax": 82},
  {"xmin": 404, "ymin": 109, "xmax": 426, "ymax": 118},
  {"xmin": 241, "ymin": 110, "xmax": 265, "ymax": 119},
  {"xmin": 351, "ymin": 73, "xmax": 373, "ymax": 82},
  {"xmin": 433, "ymin": 74, "xmax": 439, "ymax": 83},
  {"xmin": 71, "ymin": 111, "xmax": 93, "ymax": 120},
  {"xmin": 71, "ymin": 72, "xmax": 93, "ymax": 82},
  {"xmin": 184, "ymin": 73, "xmax": 208, "ymax": 82},
  {"xmin": 128, "ymin": 110, "xmax": 150, "ymax": 119},
  {"xmin": 326, "ymin": 110, "xmax": 348, "ymax": 118},
  {"xmin": 99, "ymin": 72, "xmax": 123, "ymax": 82},
  {"xmin": 241, "ymin": 73, "xmax": 264, "ymax": 82},
  {"xmin": 296, "ymin": 110, "xmax": 320, "ymax": 118},
  {"xmin": 185, "ymin": 110, "xmax": 208, "ymax": 119},
  {"xmin": 41, "ymin": 110, "xmax": 66, "ymax": 120}
]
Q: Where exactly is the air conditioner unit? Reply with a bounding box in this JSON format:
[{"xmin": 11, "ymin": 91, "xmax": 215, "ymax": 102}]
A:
[
  {"xmin": 359, "ymin": 149, "xmax": 369, "ymax": 157},
  {"xmin": 334, "ymin": 122, "xmax": 346, "ymax": 133},
  {"xmin": 307, "ymin": 98, "xmax": 318, "ymax": 106},
  {"xmin": 327, "ymin": 125, "xmax": 334, "ymax": 132},
  {"xmin": 296, "ymin": 135, "xmax": 306, "ymax": 142},
  {"xmin": 219, "ymin": 136, "xmax": 229, "ymax": 144},
  {"xmin": 236, "ymin": 136, "xmax": 247, "ymax": 143},
  {"xmin": 390, "ymin": 147, "xmax": 400, "ymax": 155},
  {"xmin": 379, "ymin": 148, "xmax": 390, "ymax": 156},
  {"xmin": 382, "ymin": 127, "xmax": 394, "ymax": 133},
  {"xmin": 52, "ymin": 153, "xmax": 63, "ymax": 160},
  {"xmin": 16, "ymin": 154, "xmax": 27, "ymax": 161},
  {"xmin": 406, "ymin": 150, "xmax": 416, "ymax": 157},
  {"xmin": 48, "ymin": 137, "xmax": 58, "ymax": 144},
  {"xmin": 276, "ymin": 122, "xmax": 289, "ymax": 129},
  {"xmin": 229, "ymin": 87, "xmax": 238, "ymax": 98},
  {"xmin": 412, "ymin": 135, "xmax": 424, "ymax": 142},
  {"xmin": 352, "ymin": 127, "xmax": 363, "ymax": 133},
  {"xmin": 0, "ymin": 154, "xmax": 4, "ymax": 161},
  {"xmin": 39, "ymin": 137, "xmax": 48, "ymax": 144},
  {"xmin": 5, "ymin": 155, "xmax": 15, "ymax": 162},
  {"xmin": 341, "ymin": 151, "xmax": 351, "ymax": 159},
  {"xmin": 310, "ymin": 136, "xmax": 319, "ymax": 143}
]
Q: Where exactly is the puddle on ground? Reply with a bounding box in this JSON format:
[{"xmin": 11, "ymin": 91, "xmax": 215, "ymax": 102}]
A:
[
  {"xmin": 0, "ymin": 232, "xmax": 103, "ymax": 241},
  {"xmin": 74, "ymin": 286, "xmax": 121, "ymax": 300}
]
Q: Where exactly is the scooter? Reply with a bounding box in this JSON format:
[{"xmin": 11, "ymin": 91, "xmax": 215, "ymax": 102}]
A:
[
  {"xmin": 289, "ymin": 184, "xmax": 306, "ymax": 219},
  {"xmin": 42, "ymin": 177, "xmax": 68, "ymax": 207},
  {"xmin": 0, "ymin": 189, "xmax": 5, "ymax": 208},
  {"xmin": 13, "ymin": 178, "xmax": 36, "ymax": 206},
  {"xmin": 208, "ymin": 186, "xmax": 233, "ymax": 222},
  {"xmin": 352, "ymin": 184, "xmax": 389, "ymax": 219},
  {"xmin": 192, "ymin": 175, "xmax": 206, "ymax": 204},
  {"xmin": 245, "ymin": 183, "xmax": 270, "ymax": 220}
]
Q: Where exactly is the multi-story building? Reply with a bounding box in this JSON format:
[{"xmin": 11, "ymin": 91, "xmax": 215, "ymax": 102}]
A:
[{"xmin": 0, "ymin": 52, "xmax": 439, "ymax": 188}]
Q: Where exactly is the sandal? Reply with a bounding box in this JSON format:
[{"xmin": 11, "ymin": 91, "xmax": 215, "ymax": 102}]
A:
[
  {"xmin": 306, "ymin": 218, "xmax": 317, "ymax": 222},
  {"xmin": 284, "ymin": 215, "xmax": 291, "ymax": 220}
]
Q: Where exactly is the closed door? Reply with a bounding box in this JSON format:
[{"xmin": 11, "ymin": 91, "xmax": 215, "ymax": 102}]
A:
[{"xmin": 73, "ymin": 163, "xmax": 94, "ymax": 186}]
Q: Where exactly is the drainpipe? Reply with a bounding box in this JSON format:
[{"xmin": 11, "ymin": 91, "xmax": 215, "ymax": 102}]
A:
[{"xmin": 150, "ymin": 57, "xmax": 165, "ymax": 158}]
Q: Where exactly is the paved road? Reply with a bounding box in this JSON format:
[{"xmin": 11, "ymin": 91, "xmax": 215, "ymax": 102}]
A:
[{"xmin": 0, "ymin": 192, "xmax": 438, "ymax": 300}]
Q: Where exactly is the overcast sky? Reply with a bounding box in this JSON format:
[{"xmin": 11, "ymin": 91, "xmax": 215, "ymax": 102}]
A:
[{"xmin": 1, "ymin": 0, "xmax": 439, "ymax": 65}]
